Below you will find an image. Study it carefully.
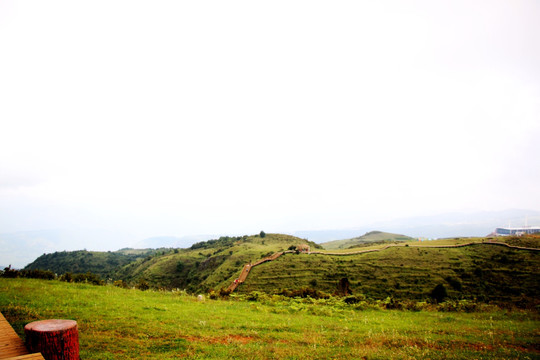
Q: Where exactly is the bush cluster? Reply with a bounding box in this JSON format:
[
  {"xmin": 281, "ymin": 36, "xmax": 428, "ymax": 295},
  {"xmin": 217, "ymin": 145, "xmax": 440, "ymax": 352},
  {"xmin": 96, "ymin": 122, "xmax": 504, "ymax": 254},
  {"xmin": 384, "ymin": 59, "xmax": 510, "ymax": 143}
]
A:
[
  {"xmin": 59, "ymin": 272, "xmax": 104, "ymax": 285},
  {"xmin": 1, "ymin": 266, "xmax": 55, "ymax": 280},
  {"xmin": 278, "ymin": 287, "xmax": 330, "ymax": 299},
  {"xmin": 226, "ymin": 290, "xmax": 506, "ymax": 313}
]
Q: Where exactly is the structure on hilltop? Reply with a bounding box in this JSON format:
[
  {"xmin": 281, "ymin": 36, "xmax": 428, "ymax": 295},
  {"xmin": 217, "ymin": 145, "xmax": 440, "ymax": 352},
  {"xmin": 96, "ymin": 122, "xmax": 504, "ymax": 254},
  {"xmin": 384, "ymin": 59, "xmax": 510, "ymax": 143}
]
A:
[
  {"xmin": 494, "ymin": 226, "xmax": 540, "ymax": 236},
  {"xmin": 297, "ymin": 244, "xmax": 310, "ymax": 253}
]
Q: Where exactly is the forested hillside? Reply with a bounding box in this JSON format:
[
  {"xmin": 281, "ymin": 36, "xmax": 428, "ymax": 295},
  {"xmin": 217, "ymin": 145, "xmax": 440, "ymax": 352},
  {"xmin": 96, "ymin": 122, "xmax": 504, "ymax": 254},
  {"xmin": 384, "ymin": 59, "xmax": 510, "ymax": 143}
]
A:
[{"xmin": 24, "ymin": 249, "xmax": 157, "ymax": 279}]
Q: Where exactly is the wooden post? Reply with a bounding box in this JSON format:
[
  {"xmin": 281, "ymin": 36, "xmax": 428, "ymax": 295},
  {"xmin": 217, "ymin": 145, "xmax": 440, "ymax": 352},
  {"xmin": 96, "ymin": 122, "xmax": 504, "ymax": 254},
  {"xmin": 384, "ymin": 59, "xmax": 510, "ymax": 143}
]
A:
[{"xmin": 24, "ymin": 319, "xmax": 79, "ymax": 360}]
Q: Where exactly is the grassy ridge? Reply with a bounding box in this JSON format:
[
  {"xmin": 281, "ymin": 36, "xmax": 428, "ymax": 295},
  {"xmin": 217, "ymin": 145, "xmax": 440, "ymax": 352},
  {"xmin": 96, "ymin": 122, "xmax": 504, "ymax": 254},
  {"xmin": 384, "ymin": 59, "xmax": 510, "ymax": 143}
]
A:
[
  {"xmin": 113, "ymin": 234, "xmax": 318, "ymax": 292},
  {"xmin": 22, "ymin": 234, "xmax": 317, "ymax": 292},
  {"xmin": 241, "ymin": 239, "xmax": 540, "ymax": 306},
  {"xmin": 321, "ymin": 231, "xmax": 413, "ymax": 250},
  {"xmin": 1, "ymin": 278, "xmax": 539, "ymax": 359}
]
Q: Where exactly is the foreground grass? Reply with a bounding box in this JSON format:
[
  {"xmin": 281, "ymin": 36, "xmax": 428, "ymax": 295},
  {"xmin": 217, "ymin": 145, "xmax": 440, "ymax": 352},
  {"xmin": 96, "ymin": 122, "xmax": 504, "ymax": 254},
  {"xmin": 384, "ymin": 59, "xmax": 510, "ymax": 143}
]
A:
[{"xmin": 1, "ymin": 279, "xmax": 539, "ymax": 359}]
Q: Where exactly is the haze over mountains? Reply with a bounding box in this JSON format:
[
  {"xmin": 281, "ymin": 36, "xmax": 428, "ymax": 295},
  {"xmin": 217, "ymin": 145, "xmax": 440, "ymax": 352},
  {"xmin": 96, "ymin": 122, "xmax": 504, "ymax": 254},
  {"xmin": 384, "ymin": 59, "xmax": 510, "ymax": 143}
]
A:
[
  {"xmin": 295, "ymin": 209, "xmax": 540, "ymax": 242},
  {"xmin": 2, "ymin": 209, "xmax": 538, "ymax": 269}
]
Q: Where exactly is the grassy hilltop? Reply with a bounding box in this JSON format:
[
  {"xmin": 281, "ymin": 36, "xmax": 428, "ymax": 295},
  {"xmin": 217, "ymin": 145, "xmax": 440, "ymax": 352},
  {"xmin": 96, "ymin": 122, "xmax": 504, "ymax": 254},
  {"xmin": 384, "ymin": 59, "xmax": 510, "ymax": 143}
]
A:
[
  {"xmin": 114, "ymin": 233, "xmax": 320, "ymax": 292},
  {"xmin": 321, "ymin": 231, "xmax": 413, "ymax": 250},
  {"xmin": 25, "ymin": 233, "xmax": 319, "ymax": 292},
  {"xmin": 240, "ymin": 238, "xmax": 540, "ymax": 306}
]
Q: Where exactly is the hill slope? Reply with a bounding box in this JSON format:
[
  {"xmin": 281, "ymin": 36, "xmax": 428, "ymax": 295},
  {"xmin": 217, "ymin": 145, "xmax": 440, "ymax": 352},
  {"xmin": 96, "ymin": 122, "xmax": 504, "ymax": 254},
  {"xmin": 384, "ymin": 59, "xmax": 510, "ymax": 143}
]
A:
[
  {"xmin": 114, "ymin": 233, "xmax": 320, "ymax": 292},
  {"xmin": 21, "ymin": 233, "xmax": 540, "ymax": 306},
  {"xmin": 23, "ymin": 233, "xmax": 318, "ymax": 292},
  {"xmin": 24, "ymin": 249, "xmax": 157, "ymax": 279},
  {"xmin": 321, "ymin": 231, "xmax": 413, "ymax": 250},
  {"xmin": 239, "ymin": 236, "xmax": 540, "ymax": 306}
]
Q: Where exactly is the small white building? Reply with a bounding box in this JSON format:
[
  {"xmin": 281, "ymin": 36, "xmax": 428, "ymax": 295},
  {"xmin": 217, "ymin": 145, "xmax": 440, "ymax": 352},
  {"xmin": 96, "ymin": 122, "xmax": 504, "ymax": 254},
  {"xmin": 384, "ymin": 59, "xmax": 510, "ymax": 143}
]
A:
[{"xmin": 494, "ymin": 226, "xmax": 540, "ymax": 236}]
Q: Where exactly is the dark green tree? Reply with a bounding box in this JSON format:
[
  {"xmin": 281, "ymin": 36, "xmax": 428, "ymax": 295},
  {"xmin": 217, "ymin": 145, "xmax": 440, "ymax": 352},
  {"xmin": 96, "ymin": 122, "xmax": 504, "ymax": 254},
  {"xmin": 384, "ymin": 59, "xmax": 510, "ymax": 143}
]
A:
[
  {"xmin": 176, "ymin": 261, "xmax": 185, "ymax": 272},
  {"xmin": 430, "ymin": 284, "xmax": 448, "ymax": 303}
]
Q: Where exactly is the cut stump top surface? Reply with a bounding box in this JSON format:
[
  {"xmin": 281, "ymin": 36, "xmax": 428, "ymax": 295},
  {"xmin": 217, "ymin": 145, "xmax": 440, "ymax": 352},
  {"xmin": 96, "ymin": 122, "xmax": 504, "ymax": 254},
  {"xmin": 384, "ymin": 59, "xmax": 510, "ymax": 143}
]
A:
[{"xmin": 24, "ymin": 320, "xmax": 77, "ymax": 333}]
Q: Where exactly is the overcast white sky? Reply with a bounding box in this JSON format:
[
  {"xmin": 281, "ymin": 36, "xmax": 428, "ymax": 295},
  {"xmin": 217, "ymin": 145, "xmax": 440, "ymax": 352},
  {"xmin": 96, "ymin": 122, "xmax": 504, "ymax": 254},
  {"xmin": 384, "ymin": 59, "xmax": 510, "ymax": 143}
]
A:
[{"xmin": 1, "ymin": 0, "xmax": 539, "ymax": 242}]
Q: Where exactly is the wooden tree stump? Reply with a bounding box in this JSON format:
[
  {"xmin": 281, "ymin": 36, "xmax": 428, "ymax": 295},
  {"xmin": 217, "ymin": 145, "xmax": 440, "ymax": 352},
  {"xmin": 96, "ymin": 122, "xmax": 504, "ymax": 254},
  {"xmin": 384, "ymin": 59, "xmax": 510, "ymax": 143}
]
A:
[{"xmin": 24, "ymin": 319, "xmax": 79, "ymax": 360}]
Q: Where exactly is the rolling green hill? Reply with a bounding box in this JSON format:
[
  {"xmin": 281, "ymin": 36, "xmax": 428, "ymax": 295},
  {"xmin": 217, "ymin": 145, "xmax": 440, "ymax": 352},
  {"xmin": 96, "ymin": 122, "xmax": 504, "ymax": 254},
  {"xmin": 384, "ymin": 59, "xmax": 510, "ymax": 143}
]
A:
[
  {"xmin": 24, "ymin": 233, "xmax": 319, "ymax": 293},
  {"xmin": 239, "ymin": 237, "xmax": 540, "ymax": 307},
  {"xmin": 21, "ymin": 233, "xmax": 540, "ymax": 307},
  {"xmin": 321, "ymin": 231, "xmax": 413, "ymax": 250},
  {"xmin": 114, "ymin": 233, "xmax": 320, "ymax": 292}
]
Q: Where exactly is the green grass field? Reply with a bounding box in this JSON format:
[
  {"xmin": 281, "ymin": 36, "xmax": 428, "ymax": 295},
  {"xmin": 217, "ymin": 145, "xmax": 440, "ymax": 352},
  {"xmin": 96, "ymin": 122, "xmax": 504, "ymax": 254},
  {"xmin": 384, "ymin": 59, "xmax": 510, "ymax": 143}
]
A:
[{"xmin": 1, "ymin": 278, "xmax": 539, "ymax": 359}]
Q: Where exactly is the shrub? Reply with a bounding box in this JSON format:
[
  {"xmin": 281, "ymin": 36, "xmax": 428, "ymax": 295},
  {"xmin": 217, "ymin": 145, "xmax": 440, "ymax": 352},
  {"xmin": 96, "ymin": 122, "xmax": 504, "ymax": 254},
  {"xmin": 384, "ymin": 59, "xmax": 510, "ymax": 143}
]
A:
[
  {"xmin": 430, "ymin": 284, "xmax": 448, "ymax": 303},
  {"xmin": 136, "ymin": 279, "xmax": 150, "ymax": 291},
  {"xmin": 59, "ymin": 272, "xmax": 73, "ymax": 282},
  {"xmin": 337, "ymin": 277, "xmax": 352, "ymax": 296},
  {"xmin": 1, "ymin": 266, "xmax": 20, "ymax": 278},
  {"xmin": 21, "ymin": 269, "xmax": 56, "ymax": 280},
  {"xmin": 278, "ymin": 288, "xmax": 330, "ymax": 299},
  {"xmin": 445, "ymin": 276, "xmax": 463, "ymax": 291},
  {"xmin": 114, "ymin": 280, "xmax": 129, "ymax": 288},
  {"xmin": 383, "ymin": 297, "xmax": 404, "ymax": 310},
  {"xmin": 343, "ymin": 294, "xmax": 364, "ymax": 304},
  {"xmin": 437, "ymin": 299, "xmax": 482, "ymax": 312},
  {"xmin": 246, "ymin": 291, "xmax": 262, "ymax": 301},
  {"xmin": 176, "ymin": 261, "xmax": 185, "ymax": 273},
  {"xmin": 219, "ymin": 288, "xmax": 231, "ymax": 298},
  {"xmin": 72, "ymin": 272, "xmax": 104, "ymax": 285}
]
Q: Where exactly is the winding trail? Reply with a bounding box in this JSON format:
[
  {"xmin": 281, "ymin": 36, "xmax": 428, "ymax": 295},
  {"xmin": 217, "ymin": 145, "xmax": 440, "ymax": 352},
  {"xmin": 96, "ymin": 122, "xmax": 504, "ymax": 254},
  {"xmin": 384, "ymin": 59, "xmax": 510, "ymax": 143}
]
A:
[
  {"xmin": 227, "ymin": 241, "xmax": 539, "ymax": 292},
  {"xmin": 227, "ymin": 251, "xmax": 294, "ymax": 292},
  {"xmin": 311, "ymin": 241, "xmax": 540, "ymax": 256}
]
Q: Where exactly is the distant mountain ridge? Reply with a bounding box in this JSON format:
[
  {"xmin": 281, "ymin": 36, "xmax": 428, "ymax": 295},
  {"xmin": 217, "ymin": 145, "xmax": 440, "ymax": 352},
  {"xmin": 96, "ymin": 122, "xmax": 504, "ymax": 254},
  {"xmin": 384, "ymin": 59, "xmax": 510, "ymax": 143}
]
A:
[
  {"xmin": 4, "ymin": 209, "xmax": 539, "ymax": 268},
  {"xmin": 295, "ymin": 209, "xmax": 540, "ymax": 242},
  {"xmin": 321, "ymin": 231, "xmax": 413, "ymax": 250}
]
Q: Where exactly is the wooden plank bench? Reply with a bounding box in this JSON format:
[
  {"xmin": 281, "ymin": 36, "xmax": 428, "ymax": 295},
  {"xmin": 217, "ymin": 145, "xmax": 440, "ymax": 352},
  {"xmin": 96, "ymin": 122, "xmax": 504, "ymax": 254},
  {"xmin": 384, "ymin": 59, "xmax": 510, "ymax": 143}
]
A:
[
  {"xmin": 3, "ymin": 355, "xmax": 46, "ymax": 360},
  {"xmin": 0, "ymin": 313, "xmax": 44, "ymax": 360}
]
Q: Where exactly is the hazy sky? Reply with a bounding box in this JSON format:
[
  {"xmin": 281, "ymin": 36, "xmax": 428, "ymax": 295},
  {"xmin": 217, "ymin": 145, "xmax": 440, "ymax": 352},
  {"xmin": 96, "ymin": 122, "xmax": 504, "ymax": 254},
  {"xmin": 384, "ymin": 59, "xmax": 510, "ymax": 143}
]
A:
[{"xmin": 1, "ymin": 0, "xmax": 539, "ymax": 241}]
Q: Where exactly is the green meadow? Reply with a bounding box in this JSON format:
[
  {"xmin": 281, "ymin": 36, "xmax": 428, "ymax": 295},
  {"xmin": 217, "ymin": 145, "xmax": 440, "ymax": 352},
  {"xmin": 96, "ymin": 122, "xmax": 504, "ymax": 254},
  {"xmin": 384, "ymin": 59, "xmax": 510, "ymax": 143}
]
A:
[{"xmin": 1, "ymin": 278, "xmax": 539, "ymax": 359}]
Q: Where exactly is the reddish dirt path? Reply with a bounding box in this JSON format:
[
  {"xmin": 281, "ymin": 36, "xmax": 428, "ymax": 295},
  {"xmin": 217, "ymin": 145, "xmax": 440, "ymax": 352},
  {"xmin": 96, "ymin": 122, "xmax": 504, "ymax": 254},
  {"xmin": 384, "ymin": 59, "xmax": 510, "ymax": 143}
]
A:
[{"xmin": 227, "ymin": 251, "xmax": 294, "ymax": 292}]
